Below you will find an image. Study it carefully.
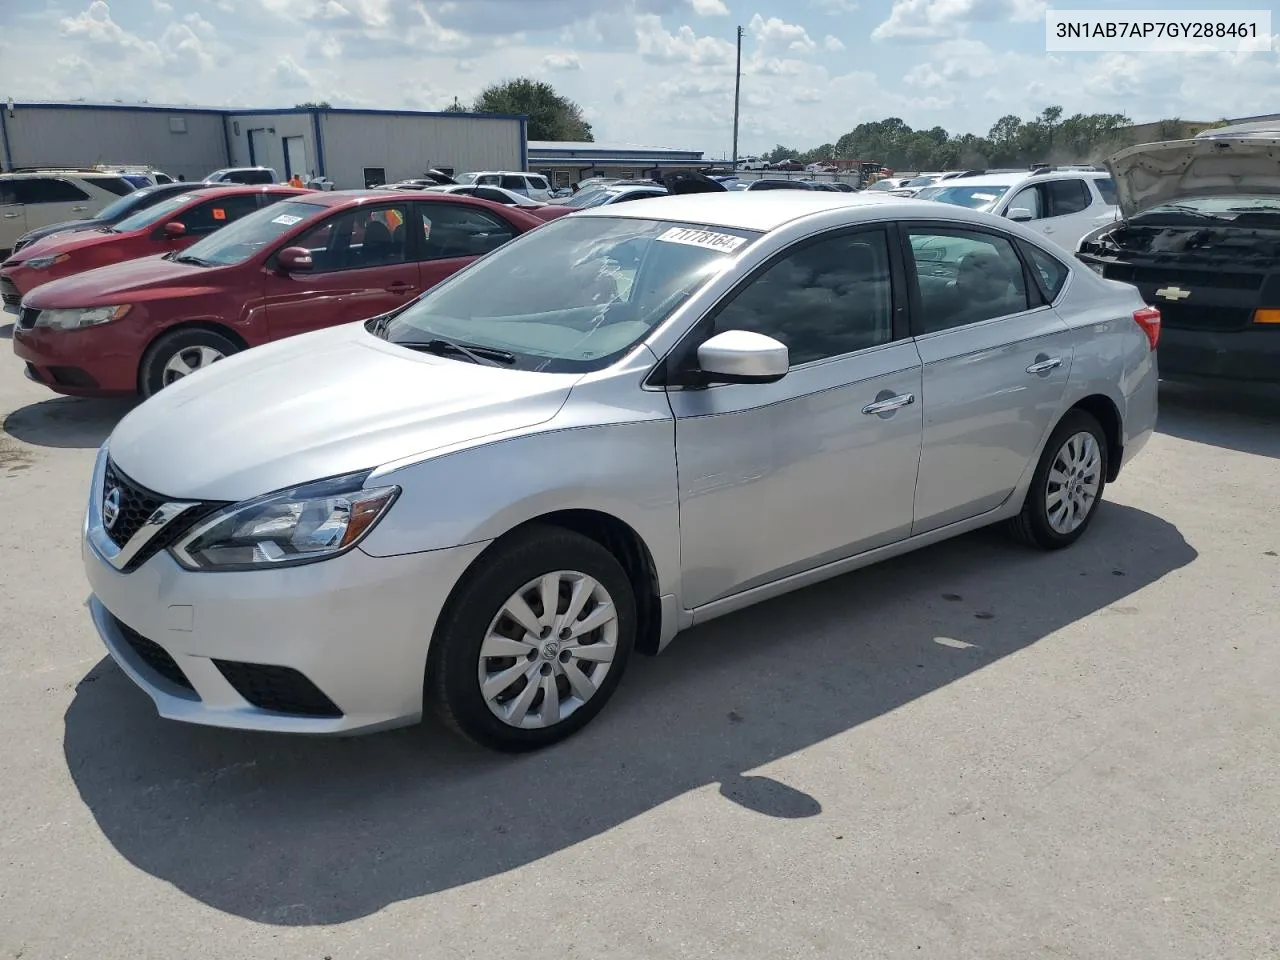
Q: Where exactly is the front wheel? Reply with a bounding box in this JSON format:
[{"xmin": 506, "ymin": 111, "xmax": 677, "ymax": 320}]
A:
[
  {"xmin": 1008, "ymin": 409, "xmax": 1108, "ymax": 550},
  {"xmin": 139, "ymin": 328, "xmax": 239, "ymax": 398},
  {"xmin": 428, "ymin": 526, "xmax": 636, "ymax": 752}
]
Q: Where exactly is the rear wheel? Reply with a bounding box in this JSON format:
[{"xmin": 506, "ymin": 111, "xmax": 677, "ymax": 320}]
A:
[
  {"xmin": 428, "ymin": 526, "xmax": 636, "ymax": 752},
  {"xmin": 139, "ymin": 328, "xmax": 239, "ymax": 398},
  {"xmin": 1008, "ymin": 409, "xmax": 1108, "ymax": 550}
]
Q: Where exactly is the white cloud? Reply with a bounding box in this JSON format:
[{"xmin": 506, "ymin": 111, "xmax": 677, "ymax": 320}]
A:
[
  {"xmin": 749, "ymin": 14, "xmax": 817, "ymax": 56},
  {"xmin": 153, "ymin": 0, "xmax": 174, "ymax": 13},
  {"xmin": 635, "ymin": 15, "xmax": 734, "ymax": 66},
  {"xmin": 60, "ymin": 1, "xmax": 161, "ymax": 62},
  {"xmin": 873, "ymin": 0, "xmax": 1046, "ymax": 42},
  {"xmin": 271, "ymin": 55, "xmax": 314, "ymax": 89},
  {"xmin": 690, "ymin": 0, "xmax": 729, "ymax": 14},
  {"xmin": 543, "ymin": 52, "xmax": 581, "ymax": 70},
  {"xmin": 824, "ymin": 35, "xmax": 845, "ymax": 52}
]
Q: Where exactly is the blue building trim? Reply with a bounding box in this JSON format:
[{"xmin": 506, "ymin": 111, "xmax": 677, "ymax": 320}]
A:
[
  {"xmin": 0, "ymin": 107, "xmax": 13, "ymax": 171},
  {"xmin": 519, "ymin": 117, "xmax": 528, "ymax": 171},
  {"xmin": 311, "ymin": 109, "xmax": 326, "ymax": 178}
]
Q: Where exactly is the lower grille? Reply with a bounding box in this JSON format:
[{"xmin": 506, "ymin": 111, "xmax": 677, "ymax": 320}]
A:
[
  {"xmin": 213, "ymin": 661, "xmax": 343, "ymax": 717},
  {"xmin": 0, "ymin": 276, "xmax": 19, "ymax": 308},
  {"xmin": 115, "ymin": 617, "xmax": 195, "ymax": 692}
]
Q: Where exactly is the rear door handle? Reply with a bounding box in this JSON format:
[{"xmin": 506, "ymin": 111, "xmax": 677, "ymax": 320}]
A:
[
  {"xmin": 2, "ymin": 213, "xmax": 19, "ymax": 219},
  {"xmin": 71, "ymin": 206, "xmax": 87, "ymax": 212},
  {"xmin": 387, "ymin": 282, "xmax": 415, "ymax": 294},
  {"xmin": 862, "ymin": 393, "xmax": 915, "ymax": 416},
  {"xmin": 1026, "ymin": 356, "xmax": 1063, "ymax": 374}
]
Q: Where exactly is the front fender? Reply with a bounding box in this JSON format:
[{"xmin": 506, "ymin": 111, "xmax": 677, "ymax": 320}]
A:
[{"xmin": 359, "ymin": 419, "xmax": 681, "ymax": 598}]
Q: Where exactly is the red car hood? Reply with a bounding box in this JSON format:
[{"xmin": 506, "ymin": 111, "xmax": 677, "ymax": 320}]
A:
[
  {"xmin": 12, "ymin": 226, "xmax": 137, "ymax": 260},
  {"xmin": 22, "ymin": 254, "xmax": 213, "ymax": 309}
]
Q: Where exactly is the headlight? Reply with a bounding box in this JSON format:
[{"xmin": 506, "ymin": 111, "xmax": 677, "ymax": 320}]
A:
[
  {"xmin": 34, "ymin": 304, "xmax": 131, "ymax": 330},
  {"xmin": 23, "ymin": 253, "xmax": 70, "ymax": 271},
  {"xmin": 170, "ymin": 471, "xmax": 400, "ymax": 571}
]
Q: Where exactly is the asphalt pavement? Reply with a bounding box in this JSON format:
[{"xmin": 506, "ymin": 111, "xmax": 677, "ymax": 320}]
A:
[{"xmin": 1, "ymin": 328, "xmax": 1277, "ymax": 959}]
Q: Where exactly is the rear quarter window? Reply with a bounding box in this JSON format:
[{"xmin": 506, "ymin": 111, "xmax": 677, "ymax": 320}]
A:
[
  {"xmin": 1094, "ymin": 177, "xmax": 1118, "ymax": 206},
  {"xmin": 84, "ymin": 176, "xmax": 137, "ymax": 196},
  {"xmin": 1018, "ymin": 240, "xmax": 1070, "ymax": 301}
]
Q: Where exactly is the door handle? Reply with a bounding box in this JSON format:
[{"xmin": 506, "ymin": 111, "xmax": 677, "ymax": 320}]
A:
[
  {"xmin": 386, "ymin": 282, "xmax": 414, "ymax": 294},
  {"xmin": 1026, "ymin": 356, "xmax": 1063, "ymax": 375},
  {"xmin": 71, "ymin": 206, "xmax": 87, "ymax": 212},
  {"xmin": 2, "ymin": 213, "xmax": 19, "ymax": 219},
  {"xmin": 862, "ymin": 393, "xmax": 915, "ymax": 416}
]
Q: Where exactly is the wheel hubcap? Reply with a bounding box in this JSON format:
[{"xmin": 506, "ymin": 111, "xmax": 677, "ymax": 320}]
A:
[
  {"xmin": 1045, "ymin": 431, "xmax": 1102, "ymax": 534},
  {"xmin": 161, "ymin": 345, "xmax": 225, "ymax": 386},
  {"xmin": 478, "ymin": 570, "xmax": 619, "ymax": 729}
]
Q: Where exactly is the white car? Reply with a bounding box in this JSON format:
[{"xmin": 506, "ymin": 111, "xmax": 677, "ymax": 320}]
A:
[
  {"xmin": 735, "ymin": 157, "xmax": 768, "ymax": 171},
  {"xmin": 0, "ymin": 170, "xmax": 140, "ymax": 258},
  {"xmin": 422, "ymin": 184, "xmax": 548, "ymax": 209},
  {"xmin": 455, "ymin": 171, "xmax": 553, "ymax": 202},
  {"xmin": 915, "ymin": 170, "xmax": 1119, "ymax": 251}
]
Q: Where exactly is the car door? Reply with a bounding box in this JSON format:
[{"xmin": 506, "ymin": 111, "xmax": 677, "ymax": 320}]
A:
[
  {"xmin": 11, "ymin": 177, "xmax": 90, "ymax": 233},
  {"xmin": 667, "ymin": 226, "xmax": 924, "ymax": 609},
  {"xmin": 416, "ymin": 201, "xmax": 520, "ymax": 290},
  {"xmin": 903, "ymin": 223, "xmax": 1074, "ymax": 534},
  {"xmin": 1004, "ymin": 178, "xmax": 1098, "ymax": 249},
  {"xmin": 263, "ymin": 200, "xmax": 421, "ymax": 342},
  {"xmin": 0, "ymin": 181, "xmax": 26, "ymax": 251}
]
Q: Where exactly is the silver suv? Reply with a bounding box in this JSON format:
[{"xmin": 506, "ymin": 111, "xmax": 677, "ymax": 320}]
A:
[
  {"xmin": 457, "ymin": 171, "xmax": 553, "ymax": 202},
  {"xmin": 0, "ymin": 170, "xmax": 138, "ymax": 257}
]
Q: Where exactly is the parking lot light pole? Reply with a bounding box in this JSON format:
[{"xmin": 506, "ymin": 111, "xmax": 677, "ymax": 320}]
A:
[{"xmin": 731, "ymin": 24, "xmax": 742, "ymax": 171}]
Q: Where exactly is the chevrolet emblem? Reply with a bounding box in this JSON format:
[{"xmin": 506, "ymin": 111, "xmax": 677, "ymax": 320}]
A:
[{"xmin": 1155, "ymin": 286, "xmax": 1191, "ymax": 301}]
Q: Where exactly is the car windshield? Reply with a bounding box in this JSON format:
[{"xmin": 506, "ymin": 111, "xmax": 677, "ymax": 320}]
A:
[
  {"xmin": 381, "ymin": 216, "xmax": 762, "ymax": 373},
  {"xmin": 866, "ymin": 180, "xmax": 897, "ymax": 191},
  {"xmin": 177, "ymin": 199, "xmax": 328, "ymax": 266},
  {"xmin": 112, "ymin": 193, "xmax": 200, "ymax": 232},
  {"xmin": 915, "ymin": 184, "xmax": 1011, "ymax": 211},
  {"xmin": 454, "ymin": 173, "xmax": 480, "ymax": 185},
  {"xmin": 94, "ymin": 189, "xmax": 162, "ymax": 221},
  {"xmin": 559, "ymin": 189, "xmax": 614, "ymax": 209}
]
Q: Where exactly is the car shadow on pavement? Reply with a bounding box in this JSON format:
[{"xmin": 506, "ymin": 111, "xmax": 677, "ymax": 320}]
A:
[
  {"xmin": 62, "ymin": 503, "xmax": 1195, "ymax": 926},
  {"xmin": 1157, "ymin": 381, "xmax": 1280, "ymax": 459},
  {"xmin": 0, "ymin": 321, "xmax": 13, "ymax": 340},
  {"xmin": 2, "ymin": 396, "xmax": 136, "ymax": 449}
]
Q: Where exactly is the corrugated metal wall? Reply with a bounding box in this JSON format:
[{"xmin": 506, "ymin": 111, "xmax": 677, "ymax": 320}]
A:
[
  {"xmin": 318, "ymin": 113, "xmax": 522, "ymax": 188},
  {"xmin": 3, "ymin": 106, "xmax": 228, "ymax": 182},
  {"xmin": 224, "ymin": 113, "xmax": 315, "ymax": 179}
]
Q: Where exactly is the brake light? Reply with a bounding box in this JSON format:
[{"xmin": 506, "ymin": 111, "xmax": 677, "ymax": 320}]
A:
[{"xmin": 1133, "ymin": 305, "xmax": 1161, "ymax": 350}]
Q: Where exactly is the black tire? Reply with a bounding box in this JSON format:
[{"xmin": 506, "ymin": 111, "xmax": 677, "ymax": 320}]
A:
[
  {"xmin": 427, "ymin": 525, "xmax": 636, "ymax": 752},
  {"xmin": 1008, "ymin": 408, "xmax": 1109, "ymax": 550},
  {"xmin": 139, "ymin": 327, "xmax": 240, "ymax": 398}
]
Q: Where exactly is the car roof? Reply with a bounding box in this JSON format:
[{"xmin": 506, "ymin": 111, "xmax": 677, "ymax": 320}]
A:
[
  {"xmin": 928, "ymin": 170, "xmax": 1110, "ymax": 189},
  {"xmin": 168, "ymin": 185, "xmax": 309, "ymax": 199},
  {"xmin": 574, "ymin": 191, "xmax": 922, "ymax": 232},
  {"xmin": 285, "ymin": 188, "xmax": 532, "ymax": 210}
]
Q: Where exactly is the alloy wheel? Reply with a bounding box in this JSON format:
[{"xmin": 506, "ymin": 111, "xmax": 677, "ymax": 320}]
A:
[
  {"xmin": 162, "ymin": 345, "xmax": 225, "ymax": 386},
  {"xmin": 1045, "ymin": 430, "xmax": 1102, "ymax": 534}
]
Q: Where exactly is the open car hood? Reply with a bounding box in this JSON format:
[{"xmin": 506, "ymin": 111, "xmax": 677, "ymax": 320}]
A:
[
  {"xmin": 424, "ymin": 169, "xmax": 456, "ymax": 185},
  {"xmin": 660, "ymin": 172, "xmax": 728, "ymax": 195},
  {"xmin": 1106, "ymin": 136, "xmax": 1280, "ymax": 218}
]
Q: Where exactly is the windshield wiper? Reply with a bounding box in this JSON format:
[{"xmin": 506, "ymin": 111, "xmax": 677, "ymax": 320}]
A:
[
  {"xmin": 396, "ymin": 337, "xmax": 516, "ymax": 366},
  {"xmin": 172, "ymin": 254, "xmax": 214, "ymax": 267}
]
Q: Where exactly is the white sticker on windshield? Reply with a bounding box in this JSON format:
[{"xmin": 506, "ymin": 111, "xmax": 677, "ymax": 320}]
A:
[
  {"xmin": 656, "ymin": 227, "xmax": 747, "ymax": 254},
  {"xmin": 271, "ymin": 214, "xmax": 304, "ymax": 226}
]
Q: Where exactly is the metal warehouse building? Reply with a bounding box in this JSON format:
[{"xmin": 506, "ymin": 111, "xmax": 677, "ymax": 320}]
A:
[
  {"xmin": 528, "ymin": 141, "xmax": 706, "ymax": 188},
  {"xmin": 0, "ymin": 101, "xmax": 527, "ymax": 188}
]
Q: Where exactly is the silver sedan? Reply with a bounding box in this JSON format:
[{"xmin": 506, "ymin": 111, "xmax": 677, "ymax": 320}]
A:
[{"xmin": 82, "ymin": 192, "xmax": 1159, "ymax": 751}]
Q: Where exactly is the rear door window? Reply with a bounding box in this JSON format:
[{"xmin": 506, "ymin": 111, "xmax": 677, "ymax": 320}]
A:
[
  {"xmin": 475, "ymin": 187, "xmax": 515, "ymax": 204},
  {"xmin": 419, "ymin": 203, "xmax": 517, "ymax": 260},
  {"xmin": 499, "ymin": 175, "xmax": 528, "ymax": 192},
  {"xmin": 84, "ymin": 176, "xmax": 137, "ymax": 196},
  {"xmin": 1044, "ymin": 179, "xmax": 1091, "ymax": 217}
]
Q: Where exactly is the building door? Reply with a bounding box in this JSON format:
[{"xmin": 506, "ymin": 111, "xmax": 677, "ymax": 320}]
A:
[
  {"xmin": 283, "ymin": 137, "xmax": 307, "ymax": 180},
  {"xmin": 247, "ymin": 128, "xmax": 267, "ymax": 167},
  {"xmin": 363, "ymin": 167, "xmax": 387, "ymax": 188}
]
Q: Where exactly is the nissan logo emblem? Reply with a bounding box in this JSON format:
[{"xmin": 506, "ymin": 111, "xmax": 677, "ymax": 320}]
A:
[{"xmin": 103, "ymin": 487, "xmax": 122, "ymax": 530}]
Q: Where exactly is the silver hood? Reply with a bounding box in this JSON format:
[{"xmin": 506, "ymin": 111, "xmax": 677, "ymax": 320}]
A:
[
  {"xmin": 106, "ymin": 324, "xmax": 578, "ymax": 502},
  {"xmin": 1106, "ymin": 136, "xmax": 1280, "ymax": 218}
]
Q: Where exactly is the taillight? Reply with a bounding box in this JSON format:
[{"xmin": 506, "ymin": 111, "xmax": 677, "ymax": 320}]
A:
[{"xmin": 1133, "ymin": 305, "xmax": 1161, "ymax": 350}]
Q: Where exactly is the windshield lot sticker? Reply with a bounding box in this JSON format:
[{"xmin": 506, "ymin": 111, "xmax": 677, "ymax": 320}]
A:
[
  {"xmin": 657, "ymin": 227, "xmax": 747, "ymax": 254},
  {"xmin": 271, "ymin": 214, "xmax": 304, "ymax": 226}
]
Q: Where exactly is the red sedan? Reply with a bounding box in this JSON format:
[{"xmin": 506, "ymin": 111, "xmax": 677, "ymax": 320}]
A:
[
  {"xmin": 13, "ymin": 191, "xmax": 546, "ymax": 398},
  {"xmin": 0, "ymin": 185, "xmax": 307, "ymax": 303}
]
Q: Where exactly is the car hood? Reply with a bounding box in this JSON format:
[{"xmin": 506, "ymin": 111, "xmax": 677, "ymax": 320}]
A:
[
  {"xmin": 9, "ymin": 226, "xmax": 132, "ymax": 262},
  {"xmin": 1106, "ymin": 136, "xmax": 1280, "ymax": 218},
  {"xmin": 23, "ymin": 254, "xmax": 211, "ymax": 308},
  {"xmin": 106, "ymin": 323, "xmax": 579, "ymax": 502},
  {"xmin": 14, "ymin": 219, "xmax": 98, "ymax": 246}
]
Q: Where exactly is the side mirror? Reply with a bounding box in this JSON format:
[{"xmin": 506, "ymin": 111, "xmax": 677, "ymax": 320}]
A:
[
  {"xmin": 163, "ymin": 221, "xmax": 186, "ymax": 238},
  {"xmin": 696, "ymin": 330, "xmax": 789, "ymax": 384},
  {"xmin": 1008, "ymin": 207, "xmax": 1035, "ymax": 222},
  {"xmin": 277, "ymin": 246, "xmax": 314, "ymax": 272}
]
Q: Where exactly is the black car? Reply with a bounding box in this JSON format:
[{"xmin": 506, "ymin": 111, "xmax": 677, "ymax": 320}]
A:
[
  {"xmin": 1076, "ymin": 135, "xmax": 1280, "ymax": 384},
  {"xmin": 10, "ymin": 181, "xmax": 196, "ymax": 254}
]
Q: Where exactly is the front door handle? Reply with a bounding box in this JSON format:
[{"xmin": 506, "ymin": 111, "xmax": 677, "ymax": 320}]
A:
[
  {"xmin": 2, "ymin": 213, "xmax": 19, "ymax": 219},
  {"xmin": 71, "ymin": 206, "xmax": 88, "ymax": 212},
  {"xmin": 1026, "ymin": 356, "xmax": 1063, "ymax": 375},
  {"xmin": 386, "ymin": 282, "xmax": 414, "ymax": 294},
  {"xmin": 862, "ymin": 392, "xmax": 915, "ymax": 416}
]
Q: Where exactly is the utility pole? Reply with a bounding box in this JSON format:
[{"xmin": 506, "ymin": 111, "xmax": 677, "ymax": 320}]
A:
[{"xmin": 731, "ymin": 24, "xmax": 743, "ymax": 171}]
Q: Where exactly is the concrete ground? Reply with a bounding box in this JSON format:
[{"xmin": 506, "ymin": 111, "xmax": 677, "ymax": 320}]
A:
[{"xmin": 0, "ymin": 325, "xmax": 1276, "ymax": 959}]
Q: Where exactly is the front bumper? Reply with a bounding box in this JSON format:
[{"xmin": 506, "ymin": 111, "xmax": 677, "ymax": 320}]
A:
[
  {"xmin": 1159, "ymin": 327, "xmax": 1280, "ymax": 383},
  {"xmin": 82, "ymin": 449, "xmax": 491, "ymax": 734},
  {"xmin": 12, "ymin": 318, "xmax": 140, "ymax": 397}
]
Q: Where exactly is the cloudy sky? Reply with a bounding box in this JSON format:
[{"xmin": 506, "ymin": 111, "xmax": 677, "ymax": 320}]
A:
[{"xmin": 2, "ymin": 0, "xmax": 1276, "ymax": 157}]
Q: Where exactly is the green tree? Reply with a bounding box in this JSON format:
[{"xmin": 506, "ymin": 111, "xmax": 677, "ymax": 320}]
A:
[
  {"xmin": 472, "ymin": 78, "xmax": 593, "ymax": 141},
  {"xmin": 294, "ymin": 101, "xmax": 332, "ymax": 109},
  {"xmin": 444, "ymin": 96, "xmax": 469, "ymax": 113}
]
